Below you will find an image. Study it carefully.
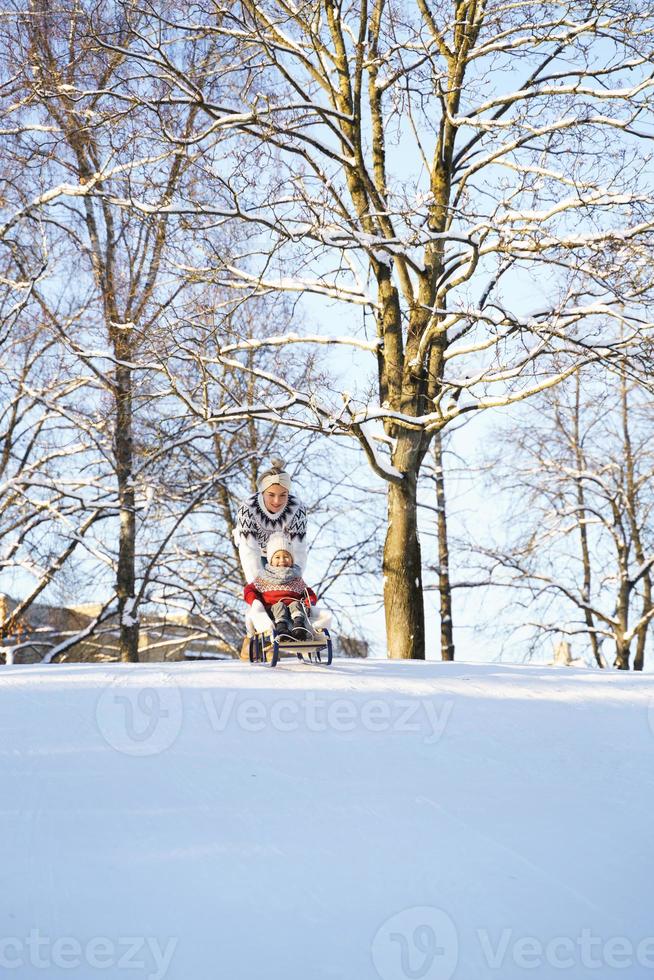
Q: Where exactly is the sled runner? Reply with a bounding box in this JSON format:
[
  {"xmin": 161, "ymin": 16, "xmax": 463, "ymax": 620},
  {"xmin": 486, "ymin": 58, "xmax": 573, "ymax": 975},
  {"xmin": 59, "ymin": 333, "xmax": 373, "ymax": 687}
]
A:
[{"xmin": 248, "ymin": 626, "xmax": 333, "ymax": 667}]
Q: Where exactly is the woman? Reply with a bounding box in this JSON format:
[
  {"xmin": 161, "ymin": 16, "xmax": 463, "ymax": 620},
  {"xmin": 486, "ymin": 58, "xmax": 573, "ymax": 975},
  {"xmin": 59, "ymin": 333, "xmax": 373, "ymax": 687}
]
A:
[{"xmin": 233, "ymin": 457, "xmax": 308, "ymax": 582}]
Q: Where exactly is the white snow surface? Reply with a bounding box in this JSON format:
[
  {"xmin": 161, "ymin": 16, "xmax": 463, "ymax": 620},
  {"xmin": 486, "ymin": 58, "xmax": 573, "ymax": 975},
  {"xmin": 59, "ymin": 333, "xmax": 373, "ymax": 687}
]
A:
[{"xmin": 1, "ymin": 659, "xmax": 654, "ymax": 980}]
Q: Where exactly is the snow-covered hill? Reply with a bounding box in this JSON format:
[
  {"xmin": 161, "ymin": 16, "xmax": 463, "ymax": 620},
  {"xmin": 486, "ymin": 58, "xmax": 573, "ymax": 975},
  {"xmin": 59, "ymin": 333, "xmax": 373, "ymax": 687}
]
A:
[{"xmin": 2, "ymin": 659, "xmax": 653, "ymax": 979}]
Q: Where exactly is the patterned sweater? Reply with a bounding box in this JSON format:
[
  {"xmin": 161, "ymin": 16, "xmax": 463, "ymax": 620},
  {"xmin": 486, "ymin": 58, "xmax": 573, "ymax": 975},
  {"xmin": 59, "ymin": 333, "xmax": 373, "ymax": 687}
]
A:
[
  {"xmin": 234, "ymin": 492, "xmax": 308, "ymax": 582},
  {"xmin": 244, "ymin": 569, "xmax": 318, "ymax": 610}
]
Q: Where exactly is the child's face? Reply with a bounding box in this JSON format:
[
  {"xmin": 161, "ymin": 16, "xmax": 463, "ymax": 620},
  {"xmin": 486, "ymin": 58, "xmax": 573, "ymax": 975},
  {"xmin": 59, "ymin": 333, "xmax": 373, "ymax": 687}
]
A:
[{"xmin": 271, "ymin": 550, "xmax": 293, "ymax": 567}]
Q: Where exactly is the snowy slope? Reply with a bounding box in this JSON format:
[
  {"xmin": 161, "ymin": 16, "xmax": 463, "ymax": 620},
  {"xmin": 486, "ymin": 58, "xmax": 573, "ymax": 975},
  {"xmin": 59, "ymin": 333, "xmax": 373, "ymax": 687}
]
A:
[{"xmin": 1, "ymin": 659, "xmax": 653, "ymax": 980}]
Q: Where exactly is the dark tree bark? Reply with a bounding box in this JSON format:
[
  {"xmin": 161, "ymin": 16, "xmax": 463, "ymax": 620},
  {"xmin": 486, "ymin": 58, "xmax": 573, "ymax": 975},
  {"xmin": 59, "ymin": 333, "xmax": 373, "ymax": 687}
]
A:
[
  {"xmin": 571, "ymin": 374, "xmax": 603, "ymax": 668},
  {"xmin": 114, "ymin": 353, "xmax": 139, "ymax": 662},
  {"xmin": 383, "ymin": 470, "xmax": 425, "ymax": 660},
  {"xmin": 433, "ymin": 430, "xmax": 455, "ymax": 661},
  {"xmin": 621, "ymin": 374, "xmax": 651, "ymax": 671}
]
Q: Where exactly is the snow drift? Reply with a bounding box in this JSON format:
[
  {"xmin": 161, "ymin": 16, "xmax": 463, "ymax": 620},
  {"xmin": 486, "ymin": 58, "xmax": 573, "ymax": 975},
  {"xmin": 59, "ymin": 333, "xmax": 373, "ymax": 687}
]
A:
[{"xmin": 1, "ymin": 659, "xmax": 653, "ymax": 979}]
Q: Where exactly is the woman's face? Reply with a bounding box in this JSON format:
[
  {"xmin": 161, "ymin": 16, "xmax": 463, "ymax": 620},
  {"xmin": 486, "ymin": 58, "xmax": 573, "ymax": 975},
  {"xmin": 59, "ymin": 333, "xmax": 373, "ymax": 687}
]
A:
[{"xmin": 263, "ymin": 484, "xmax": 289, "ymax": 513}]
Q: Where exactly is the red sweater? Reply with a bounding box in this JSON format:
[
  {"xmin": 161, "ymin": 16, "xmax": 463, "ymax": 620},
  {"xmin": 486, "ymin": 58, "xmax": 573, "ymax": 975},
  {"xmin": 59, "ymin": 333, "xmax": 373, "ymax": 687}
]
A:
[{"xmin": 244, "ymin": 571, "xmax": 317, "ymax": 610}]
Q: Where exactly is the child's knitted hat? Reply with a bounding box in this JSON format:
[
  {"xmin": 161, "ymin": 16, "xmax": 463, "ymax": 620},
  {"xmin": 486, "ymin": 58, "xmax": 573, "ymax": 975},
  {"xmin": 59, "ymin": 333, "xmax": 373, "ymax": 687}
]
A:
[
  {"xmin": 266, "ymin": 532, "xmax": 295, "ymax": 563},
  {"xmin": 257, "ymin": 457, "xmax": 292, "ymax": 494}
]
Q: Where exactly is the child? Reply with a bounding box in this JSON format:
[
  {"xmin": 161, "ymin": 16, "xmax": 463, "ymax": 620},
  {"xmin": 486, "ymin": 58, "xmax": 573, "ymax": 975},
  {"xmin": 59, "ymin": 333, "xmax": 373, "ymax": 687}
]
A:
[{"xmin": 244, "ymin": 532, "xmax": 317, "ymax": 640}]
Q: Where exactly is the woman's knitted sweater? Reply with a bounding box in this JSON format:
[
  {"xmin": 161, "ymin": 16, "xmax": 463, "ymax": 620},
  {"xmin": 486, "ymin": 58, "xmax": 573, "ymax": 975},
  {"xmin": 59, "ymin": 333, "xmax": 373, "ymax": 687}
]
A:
[{"xmin": 234, "ymin": 491, "xmax": 307, "ymax": 582}]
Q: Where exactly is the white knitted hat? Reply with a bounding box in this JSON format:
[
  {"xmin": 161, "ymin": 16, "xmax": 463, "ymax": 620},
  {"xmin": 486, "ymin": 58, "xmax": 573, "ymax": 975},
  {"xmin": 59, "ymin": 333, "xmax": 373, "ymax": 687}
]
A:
[
  {"xmin": 257, "ymin": 457, "xmax": 292, "ymax": 494},
  {"xmin": 266, "ymin": 532, "xmax": 295, "ymax": 563}
]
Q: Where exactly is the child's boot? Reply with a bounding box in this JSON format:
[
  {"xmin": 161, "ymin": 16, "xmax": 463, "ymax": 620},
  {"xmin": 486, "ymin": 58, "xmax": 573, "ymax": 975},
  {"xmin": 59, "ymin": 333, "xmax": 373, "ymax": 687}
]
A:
[
  {"xmin": 271, "ymin": 601, "xmax": 294, "ymax": 639},
  {"xmin": 290, "ymin": 601, "xmax": 313, "ymax": 641}
]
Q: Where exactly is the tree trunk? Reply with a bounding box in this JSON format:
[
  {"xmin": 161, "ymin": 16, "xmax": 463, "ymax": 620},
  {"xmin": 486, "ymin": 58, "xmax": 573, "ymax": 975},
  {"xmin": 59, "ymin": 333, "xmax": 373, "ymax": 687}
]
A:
[
  {"xmin": 383, "ymin": 472, "xmax": 425, "ymax": 660},
  {"xmin": 633, "ymin": 580, "xmax": 650, "ymax": 671},
  {"xmin": 114, "ymin": 356, "xmax": 139, "ymax": 663},
  {"xmin": 614, "ymin": 639, "xmax": 630, "ymax": 670},
  {"xmin": 613, "ymin": 570, "xmax": 630, "ymax": 670},
  {"xmin": 621, "ymin": 371, "xmax": 650, "ymax": 672},
  {"xmin": 572, "ymin": 374, "xmax": 602, "ymax": 667},
  {"xmin": 434, "ymin": 431, "xmax": 454, "ymax": 661}
]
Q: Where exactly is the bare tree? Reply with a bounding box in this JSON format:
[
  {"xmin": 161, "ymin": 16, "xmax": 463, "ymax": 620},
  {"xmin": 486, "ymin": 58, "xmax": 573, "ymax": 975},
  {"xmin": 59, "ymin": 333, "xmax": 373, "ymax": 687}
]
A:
[
  {"xmin": 0, "ymin": 2, "xmax": 215, "ymax": 659},
  {"xmin": 0, "ymin": 0, "xmax": 393, "ymax": 667},
  {"xmin": 0, "ymin": 214, "xmax": 119, "ymax": 645},
  {"xmin": 88, "ymin": 1, "xmax": 654, "ymax": 658},
  {"xmin": 477, "ymin": 365, "xmax": 654, "ymax": 669}
]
